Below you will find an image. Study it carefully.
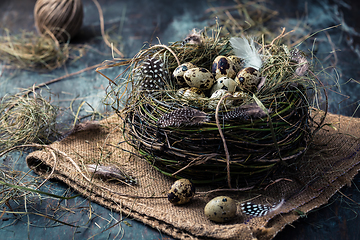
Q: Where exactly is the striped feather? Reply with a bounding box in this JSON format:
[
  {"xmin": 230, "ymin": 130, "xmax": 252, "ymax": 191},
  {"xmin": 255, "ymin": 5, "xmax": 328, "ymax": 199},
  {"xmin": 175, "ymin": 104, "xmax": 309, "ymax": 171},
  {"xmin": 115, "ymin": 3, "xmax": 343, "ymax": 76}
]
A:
[{"xmin": 158, "ymin": 108, "xmax": 209, "ymax": 128}]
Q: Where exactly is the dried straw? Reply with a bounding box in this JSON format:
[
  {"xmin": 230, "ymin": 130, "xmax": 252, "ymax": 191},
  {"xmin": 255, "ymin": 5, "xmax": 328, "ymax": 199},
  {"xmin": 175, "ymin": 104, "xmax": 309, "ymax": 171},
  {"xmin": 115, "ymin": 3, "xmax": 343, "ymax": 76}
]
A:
[
  {"xmin": 0, "ymin": 89, "xmax": 60, "ymax": 151},
  {"xmin": 206, "ymin": 0, "xmax": 278, "ymax": 37},
  {"xmin": 0, "ymin": 29, "xmax": 81, "ymax": 71}
]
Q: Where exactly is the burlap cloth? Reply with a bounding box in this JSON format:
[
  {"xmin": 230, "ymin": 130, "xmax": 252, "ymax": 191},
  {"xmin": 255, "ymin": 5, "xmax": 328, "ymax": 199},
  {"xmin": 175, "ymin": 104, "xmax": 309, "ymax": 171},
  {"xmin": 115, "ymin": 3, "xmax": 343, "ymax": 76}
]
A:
[{"xmin": 26, "ymin": 112, "xmax": 360, "ymax": 240}]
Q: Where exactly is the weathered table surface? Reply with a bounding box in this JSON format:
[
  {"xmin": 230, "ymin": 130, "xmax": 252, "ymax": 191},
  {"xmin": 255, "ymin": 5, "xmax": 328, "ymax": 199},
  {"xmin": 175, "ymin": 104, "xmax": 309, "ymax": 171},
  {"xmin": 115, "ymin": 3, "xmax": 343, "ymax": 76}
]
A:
[{"xmin": 1, "ymin": 0, "xmax": 360, "ymax": 239}]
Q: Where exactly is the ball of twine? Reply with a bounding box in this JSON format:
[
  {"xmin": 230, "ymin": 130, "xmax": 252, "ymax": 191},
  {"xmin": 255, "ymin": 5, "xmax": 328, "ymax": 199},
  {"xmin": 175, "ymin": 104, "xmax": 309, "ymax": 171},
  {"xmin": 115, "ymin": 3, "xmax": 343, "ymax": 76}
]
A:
[{"xmin": 34, "ymin": 0, "xmax": 83, "ymax": 42}]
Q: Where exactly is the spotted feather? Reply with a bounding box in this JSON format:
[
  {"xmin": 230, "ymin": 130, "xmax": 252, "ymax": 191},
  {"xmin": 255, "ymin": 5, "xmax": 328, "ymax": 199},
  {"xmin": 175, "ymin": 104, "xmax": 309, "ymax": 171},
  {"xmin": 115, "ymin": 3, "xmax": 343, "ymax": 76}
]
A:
[
  {"xmin": 87, "ymin": 164, "xmax": 137, "ymax": 185},
  {"xmin": 241, "ymin": 202, "xmax": 271, "ymax": 217},
  {"xmin": 157, "ymin": 108, "xmax": 209, "ymax": 128},
  {"xmin": 241, "ymin": 199, "xmax": 284, "ymax": 217},
  {"xmin": 224, "ymin": 103, "xmax": 269, "ymax": 120},
  {"xmin": 140, "ymin": 57, "xmax": 168, "ymax": 90},
  {"xmin": 291, "ymin": 49, "xmax": 309, "ymax": 76},
  {"xmin": 182, "ymin": 28, "xmax": 203, "ymax": 45}
]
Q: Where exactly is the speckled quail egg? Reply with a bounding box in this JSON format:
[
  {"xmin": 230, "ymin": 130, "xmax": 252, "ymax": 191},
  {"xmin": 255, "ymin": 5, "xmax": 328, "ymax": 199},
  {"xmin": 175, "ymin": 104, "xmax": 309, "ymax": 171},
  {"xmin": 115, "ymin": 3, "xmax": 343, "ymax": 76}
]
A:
[
  {"xmin": 208, "ymin": 89, "xmax": 233, "ymax": 110},
  {"xmin": 173, "ymin": 62, "xmax": 197, "ymax": 86},
  {"xmin": 168, "ymin": 179, "xmax": 195, "ymax": 205},
  {"xmin": 177, "ymin": 87, "xmax": 205, "ymax": 100},
  {"xmin": 183, "ymin": 67, "xmax": 215, "ymax": 90},
  {"xmin": 211, "ymin": 56, "xmax": 237, "ymax": 80},
  {"xmin": 210, "ymin": 77, "xmax": 239, "ymax": 95},
  {"xmin": 235, "ymin": 67, "xmax": 261, "ymax": 92},
  {"xmin": 229, "ymin": 91, "xmax": 247, "ymax": 106},
  {"xmin": 231, "ymin": 91, "xmax": 247, "ymax": 98},
  {"xmin": 204, "ymin": 196, "xmax": 237, "ymax": 223},
  {"xmin": 228, "ymin": 55, "xmax": 245, "ymax": 73}
]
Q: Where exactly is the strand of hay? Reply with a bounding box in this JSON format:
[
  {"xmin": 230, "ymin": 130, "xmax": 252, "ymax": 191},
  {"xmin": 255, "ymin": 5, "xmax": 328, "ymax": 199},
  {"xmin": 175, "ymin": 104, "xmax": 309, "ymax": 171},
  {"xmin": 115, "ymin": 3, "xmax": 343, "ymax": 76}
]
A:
[
  {"xmin": 0, "ymin": 29, "xmax": 82, "ymax": 71},
  {"xmin": 91, "ymin": 0, "xmax": 124, "ymax": 58}
]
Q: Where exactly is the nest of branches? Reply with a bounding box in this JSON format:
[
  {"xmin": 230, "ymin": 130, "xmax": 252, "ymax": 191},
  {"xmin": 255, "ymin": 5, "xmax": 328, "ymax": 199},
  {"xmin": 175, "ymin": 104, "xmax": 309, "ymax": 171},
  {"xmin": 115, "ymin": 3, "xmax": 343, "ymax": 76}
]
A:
[{"xmin": 105, "ymin": 28, "xmax": 323, "ymax": 187}]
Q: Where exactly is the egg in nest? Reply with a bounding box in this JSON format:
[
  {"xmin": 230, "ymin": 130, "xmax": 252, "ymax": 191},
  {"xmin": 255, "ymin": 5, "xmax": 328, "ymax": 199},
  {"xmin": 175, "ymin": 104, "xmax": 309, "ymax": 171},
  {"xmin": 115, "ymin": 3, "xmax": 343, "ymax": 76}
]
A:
[
  {"xmin": 211, "ymin": 56, "xmax": 237, "ymax": 80},
  {"xmin": 168, "ymin": 179, "xmax": 195, "ymax": 205},
  {"xmin": 184, "ymin": 67, "xmax": 215, "ymax": 90},
  {"xmin": 235, "ymin": 67, "xmax": 261, "ymax": 92},
  {"xmin": 210, "ymin": 77, "xmax": 239, "ymax": 95},
  {"xmin": 227, "ymin": 55, "xmax": 244, "ymax": 73},
  {"xmin": 173, "ymin": 62, "xmax": 196, "ymax": 86},
  {"xmin": 208, "ymin": 89, "xmax": 233, "ymax": 110},
  {"xmin": 229, "ymin": 91, "xmax": 247, "ymax": 106},
  {"xmin": 177, "ymin": 87, "xmax": 205, "ymax": 100}
]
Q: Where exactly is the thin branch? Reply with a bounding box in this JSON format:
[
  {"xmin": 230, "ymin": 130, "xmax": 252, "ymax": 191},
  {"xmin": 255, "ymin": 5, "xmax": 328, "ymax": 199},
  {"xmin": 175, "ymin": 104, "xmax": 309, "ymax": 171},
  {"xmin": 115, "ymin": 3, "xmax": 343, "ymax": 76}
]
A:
[{"xmin": 215, "ymin": 93, "xmax": 232, "ymax": 188}]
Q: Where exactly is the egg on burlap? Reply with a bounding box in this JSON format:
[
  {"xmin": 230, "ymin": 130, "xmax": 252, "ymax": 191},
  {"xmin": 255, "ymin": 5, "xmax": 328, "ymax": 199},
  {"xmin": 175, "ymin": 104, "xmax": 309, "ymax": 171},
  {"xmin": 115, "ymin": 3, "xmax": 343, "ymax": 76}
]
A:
[
  {"xmin": 204, "ymin": 196, "xmax": 237, "ymax": 223},
  {"xmin": 168, "ymin": 179, "xmax": 195, "ymax": 205}
]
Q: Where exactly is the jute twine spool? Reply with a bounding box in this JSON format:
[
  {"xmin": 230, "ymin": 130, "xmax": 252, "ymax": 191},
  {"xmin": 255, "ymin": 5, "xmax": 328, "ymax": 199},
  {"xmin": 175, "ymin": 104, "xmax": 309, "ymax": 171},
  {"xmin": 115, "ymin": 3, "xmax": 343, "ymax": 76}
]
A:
[{"xmin": 34, "ymin": 0, "xmax": 83, "ymax": 42}]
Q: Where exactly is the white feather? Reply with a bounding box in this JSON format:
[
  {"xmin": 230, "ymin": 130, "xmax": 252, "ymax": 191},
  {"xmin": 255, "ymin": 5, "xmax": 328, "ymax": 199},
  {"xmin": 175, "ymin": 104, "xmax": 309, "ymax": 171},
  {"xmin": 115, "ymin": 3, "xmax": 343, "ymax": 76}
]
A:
[{"xmin": 229, "ymin": 37, "xmax": 262, "ymax": 70}]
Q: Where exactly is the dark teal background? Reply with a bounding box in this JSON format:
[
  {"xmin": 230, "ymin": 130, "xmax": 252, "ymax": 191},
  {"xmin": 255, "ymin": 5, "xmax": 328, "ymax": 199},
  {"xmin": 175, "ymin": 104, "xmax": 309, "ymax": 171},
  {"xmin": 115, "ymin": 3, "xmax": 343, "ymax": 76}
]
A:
[{"xmin": 0, "ymin": 0, "xmax": 359, "ymax": 239}]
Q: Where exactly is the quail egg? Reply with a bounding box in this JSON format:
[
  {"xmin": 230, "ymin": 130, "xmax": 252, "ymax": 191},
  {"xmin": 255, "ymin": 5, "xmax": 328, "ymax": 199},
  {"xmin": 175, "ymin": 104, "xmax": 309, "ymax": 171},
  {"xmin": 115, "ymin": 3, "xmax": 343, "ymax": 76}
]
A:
[
  {"xmin": 228, "ymin": 55, "xmax": 245, "ymax": 73},
  {"xmin": 184, "ymin": 67, "xmax": 215, "ymax": 90},
  {"xmin": 204, "ymin": 196, "xmax": 237, "ymax": 223},
  {"xmin": 231, "ymin": 91, "xmax": 247, "ymax": 98},
  {"xmin": 208, "ymin": 89, "xmax": 232, "ymax": 110},
  {"xmin": 177, "ymin": 87, "xmax": 205, "ymax": 100},
  {"xmin": 210, "ymin": 77, "xmax": 239, "ymax": 95},
  {"xmin": 173, "ymin": 62, "xmax": 197, "ymax": 86},
  {"xmin": 211, "ymin": 56, "xmax": 237, "ymax": 80},
  {"xmin": 235, "ymin": 67, "xmax": 261, "ymax": 92},
  {"xmin": 229, "ymin": 91, "xmax": 247, "ymax": 106},
  {"xmin": 168, "ymin": 179, "xmax": 195, "ymax": 205}
]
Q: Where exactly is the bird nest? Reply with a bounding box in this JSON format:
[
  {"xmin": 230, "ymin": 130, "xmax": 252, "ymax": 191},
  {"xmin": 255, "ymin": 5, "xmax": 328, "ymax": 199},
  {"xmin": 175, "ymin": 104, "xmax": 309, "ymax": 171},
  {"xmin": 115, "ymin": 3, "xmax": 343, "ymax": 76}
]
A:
[{"xmin": 105, "ymin": 30, "xmax": 321, "ymax": 187}]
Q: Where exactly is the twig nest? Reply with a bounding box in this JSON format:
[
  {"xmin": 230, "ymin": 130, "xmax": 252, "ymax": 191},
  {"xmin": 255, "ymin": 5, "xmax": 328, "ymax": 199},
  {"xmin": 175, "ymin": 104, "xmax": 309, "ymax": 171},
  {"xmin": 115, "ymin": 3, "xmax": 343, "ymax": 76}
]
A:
[
  {"xmin": 204, "ymin": 196, "xmax": 237, "ymax": 223},
  {"xmin": 34, "ymin": 0, "xmax": 84, "ymax": 42},
  {"xmin": 168, "ymin": 179, "xmax": 195, "ymax": 205},
  {"xmin": 235, "ymin": 67, "xmax": 261, "ymax": 92}
]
